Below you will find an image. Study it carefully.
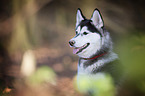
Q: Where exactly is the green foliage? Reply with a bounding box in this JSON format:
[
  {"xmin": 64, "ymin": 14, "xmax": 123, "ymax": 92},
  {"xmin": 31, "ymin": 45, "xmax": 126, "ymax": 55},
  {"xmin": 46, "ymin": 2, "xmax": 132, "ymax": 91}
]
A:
[
  {"xmin": 118, "ymin": 33, "xmax": 145, "ymax": 78},
  {"xmin": 28, "ymin": 66, "xmax": 57, "ymax": 86},
  {"xmin": 75, "ymin": 73, "xmax": 115, "ymax": 96},
  {"xmin": 117, "ymin": 32, "xmax": 145, "ymax": 94}
]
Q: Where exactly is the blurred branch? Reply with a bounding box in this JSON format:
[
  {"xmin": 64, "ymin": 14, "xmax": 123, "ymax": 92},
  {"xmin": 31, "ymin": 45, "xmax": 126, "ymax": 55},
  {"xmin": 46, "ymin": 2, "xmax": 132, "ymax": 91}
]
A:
[{"xmin": 0, "ymin": 0, "xmax": 51, "ymax": 38}]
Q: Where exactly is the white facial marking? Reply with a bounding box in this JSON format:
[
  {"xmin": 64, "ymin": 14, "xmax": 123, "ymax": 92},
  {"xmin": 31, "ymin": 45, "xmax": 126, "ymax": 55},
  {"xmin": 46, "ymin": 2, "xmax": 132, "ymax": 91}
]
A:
[
  {"xmin": 76, "ymin": 26, "xmax": 91, "ymax": 34},
  {"xmin": 76, "ymin": 26, "xmax": 81, "ymax": 33}
]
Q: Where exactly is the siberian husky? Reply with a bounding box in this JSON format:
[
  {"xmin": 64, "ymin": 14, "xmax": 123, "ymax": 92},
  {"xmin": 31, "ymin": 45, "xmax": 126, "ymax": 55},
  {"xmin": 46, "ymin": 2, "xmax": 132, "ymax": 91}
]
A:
[{"xmin": 69, "ymin": 8, "xmax": 123, "ymax": 93}]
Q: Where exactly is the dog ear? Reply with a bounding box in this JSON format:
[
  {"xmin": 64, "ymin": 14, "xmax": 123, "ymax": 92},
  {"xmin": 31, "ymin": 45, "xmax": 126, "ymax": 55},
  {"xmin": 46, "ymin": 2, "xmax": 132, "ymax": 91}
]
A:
[
  {"xmin": 76, "ymin": 8, "xmax": 85, "ymax": 27},
  {"xmin": 91, "ymin": 9, "xmax": 104, "ymax": 29}
]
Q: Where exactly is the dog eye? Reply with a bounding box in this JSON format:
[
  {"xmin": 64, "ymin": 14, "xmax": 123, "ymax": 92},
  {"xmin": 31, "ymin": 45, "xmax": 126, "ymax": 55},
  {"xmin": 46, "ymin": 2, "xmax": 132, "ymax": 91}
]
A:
[
  {"xmin": 76, "ymin": 31, "xmax": 78, "ymax": 34},
  {"xmin": 83, "ymin": 32, "xmax": 88, "ymax": 35}
]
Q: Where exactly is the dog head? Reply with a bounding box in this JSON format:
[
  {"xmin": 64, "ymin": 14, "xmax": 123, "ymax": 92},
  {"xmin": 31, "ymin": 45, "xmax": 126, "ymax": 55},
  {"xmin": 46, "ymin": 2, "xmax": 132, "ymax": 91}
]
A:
[{"xmin": 69, "ymin": 8, "xmax": 108, "ymax": 58}]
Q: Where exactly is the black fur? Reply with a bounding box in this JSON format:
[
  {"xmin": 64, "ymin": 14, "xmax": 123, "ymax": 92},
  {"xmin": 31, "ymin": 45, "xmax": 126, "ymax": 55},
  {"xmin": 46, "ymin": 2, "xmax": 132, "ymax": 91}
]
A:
[{"xmin": 76, "ymin": 19, "xmax": 103, "ymax": 37}]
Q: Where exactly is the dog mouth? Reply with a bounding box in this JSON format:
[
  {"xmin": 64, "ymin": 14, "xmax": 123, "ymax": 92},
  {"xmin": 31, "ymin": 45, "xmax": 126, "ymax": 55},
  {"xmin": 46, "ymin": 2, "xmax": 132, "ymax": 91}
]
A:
[{"xmin": 73, "ymin": 43, "xmax": 90, "ymax": 54}]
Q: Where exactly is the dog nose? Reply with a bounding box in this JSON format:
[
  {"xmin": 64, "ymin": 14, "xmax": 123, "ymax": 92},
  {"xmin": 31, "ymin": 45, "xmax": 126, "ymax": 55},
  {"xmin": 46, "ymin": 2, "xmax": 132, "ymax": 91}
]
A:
[{"xmin": 69, "ymin": 40, "xmax": 75, "ymax": 46}]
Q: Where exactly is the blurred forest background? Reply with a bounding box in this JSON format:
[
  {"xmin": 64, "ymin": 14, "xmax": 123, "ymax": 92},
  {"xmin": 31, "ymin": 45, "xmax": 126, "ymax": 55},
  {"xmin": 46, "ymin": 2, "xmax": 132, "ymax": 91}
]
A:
[{"xmin": 0, "ymin": 0, "xmax": 145, "ymax": 96}]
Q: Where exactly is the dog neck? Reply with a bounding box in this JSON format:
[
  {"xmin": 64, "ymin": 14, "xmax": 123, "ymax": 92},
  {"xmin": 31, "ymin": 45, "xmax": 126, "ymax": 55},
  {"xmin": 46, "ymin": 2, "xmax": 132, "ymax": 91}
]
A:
[
  {"xmin": 81, "ymin": 52, "xmax": 107, "ymax": 60},
  {"xmin": 78, "ymin": 52, "xmax": 118, "ymax": 75}
]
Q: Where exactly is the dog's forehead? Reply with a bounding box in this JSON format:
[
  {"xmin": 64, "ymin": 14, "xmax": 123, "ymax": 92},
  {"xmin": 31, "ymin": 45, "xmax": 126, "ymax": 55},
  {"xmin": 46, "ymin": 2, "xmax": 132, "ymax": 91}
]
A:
[
  {"xmin": 76, "ymin": 19, "xmax": 99, "ymax": 32},
  {"xmin": 76, "ymin": 20, "xmax": 91, "ymax": 30},
  {"xmin": 75, "ymin": 19, "xmax": 103, "ymax": 36},
  {"xmin": 76, "ymin": 21, "xmax": 92, "ymax": 33}
]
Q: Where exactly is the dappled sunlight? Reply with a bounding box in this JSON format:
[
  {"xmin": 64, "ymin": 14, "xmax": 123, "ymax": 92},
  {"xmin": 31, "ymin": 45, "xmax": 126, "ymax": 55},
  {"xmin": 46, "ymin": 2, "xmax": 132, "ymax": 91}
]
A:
[{"xmin": 21, "ymin": 50, "xmax": 36, "ymax": 77}]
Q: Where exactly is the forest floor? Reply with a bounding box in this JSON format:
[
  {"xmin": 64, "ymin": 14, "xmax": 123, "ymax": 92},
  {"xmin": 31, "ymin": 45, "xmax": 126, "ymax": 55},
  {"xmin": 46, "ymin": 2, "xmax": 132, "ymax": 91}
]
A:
[{"xmin": 0, "ymin": 46, "xmax": 84, "ymax": 96}]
